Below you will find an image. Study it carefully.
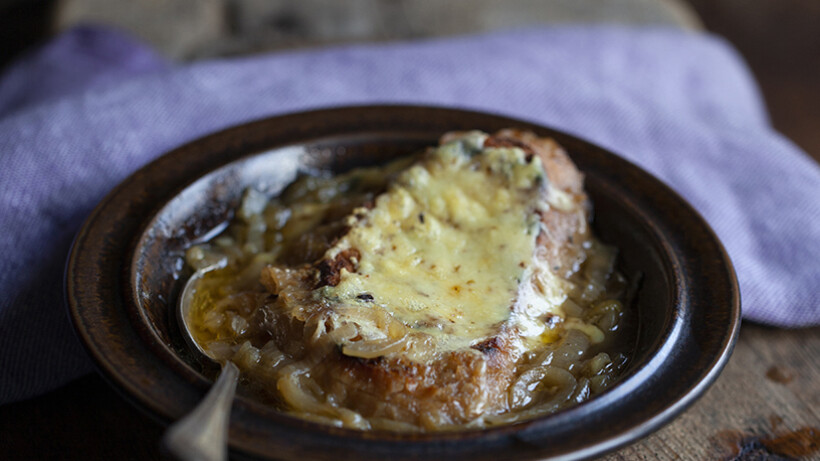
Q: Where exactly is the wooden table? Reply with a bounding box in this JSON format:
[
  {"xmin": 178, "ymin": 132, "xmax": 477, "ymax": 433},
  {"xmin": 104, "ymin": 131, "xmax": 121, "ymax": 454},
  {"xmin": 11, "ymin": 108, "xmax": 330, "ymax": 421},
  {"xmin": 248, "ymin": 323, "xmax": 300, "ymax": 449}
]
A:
[
  {"xmin": 2, "ymin": 323, "xmax": 818, "ymax": 460},
  {"xmin": 605, "ymin": 324, "xmax": 820, "ymax": 460}
]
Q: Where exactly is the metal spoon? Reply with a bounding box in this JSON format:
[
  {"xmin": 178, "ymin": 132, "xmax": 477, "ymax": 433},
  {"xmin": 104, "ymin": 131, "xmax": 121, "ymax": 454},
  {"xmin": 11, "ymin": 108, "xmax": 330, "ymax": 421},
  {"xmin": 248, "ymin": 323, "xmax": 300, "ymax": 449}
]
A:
[{"xmin": 163, "ymin": 261, "xmax": 239, "ymax": 461}]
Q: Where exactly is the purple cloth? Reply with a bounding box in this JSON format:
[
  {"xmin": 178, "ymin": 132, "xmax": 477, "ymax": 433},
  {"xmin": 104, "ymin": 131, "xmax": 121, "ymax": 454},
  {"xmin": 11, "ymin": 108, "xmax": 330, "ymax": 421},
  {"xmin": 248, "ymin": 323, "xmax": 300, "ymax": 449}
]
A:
[{"xmin": 1, "ymin": 26, "xmax": 818, "ymax": 404}]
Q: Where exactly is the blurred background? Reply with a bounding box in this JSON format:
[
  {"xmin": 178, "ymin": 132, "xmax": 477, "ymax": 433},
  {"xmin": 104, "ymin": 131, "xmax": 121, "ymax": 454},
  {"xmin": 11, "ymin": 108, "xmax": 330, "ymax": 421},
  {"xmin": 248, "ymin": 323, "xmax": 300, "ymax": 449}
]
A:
[{"xmin": 2, "ymin": 0, "xmax": 818, "ymax": 163}]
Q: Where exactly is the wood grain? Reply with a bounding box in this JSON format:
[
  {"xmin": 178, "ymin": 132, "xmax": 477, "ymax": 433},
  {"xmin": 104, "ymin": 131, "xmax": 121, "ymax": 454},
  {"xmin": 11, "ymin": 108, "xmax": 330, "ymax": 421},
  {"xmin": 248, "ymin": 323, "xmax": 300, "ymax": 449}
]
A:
[{"xmin": 603, "ymin": 324, "xmax": 820, "ymax": 460}]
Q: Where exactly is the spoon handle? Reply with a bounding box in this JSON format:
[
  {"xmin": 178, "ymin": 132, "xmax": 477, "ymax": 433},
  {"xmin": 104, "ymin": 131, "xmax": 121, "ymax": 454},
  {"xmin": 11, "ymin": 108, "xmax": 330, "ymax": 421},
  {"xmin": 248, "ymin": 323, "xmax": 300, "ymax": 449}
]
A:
[{"xmin": 163, "ymin": 361, "xmax": 240, "ymax": 461}]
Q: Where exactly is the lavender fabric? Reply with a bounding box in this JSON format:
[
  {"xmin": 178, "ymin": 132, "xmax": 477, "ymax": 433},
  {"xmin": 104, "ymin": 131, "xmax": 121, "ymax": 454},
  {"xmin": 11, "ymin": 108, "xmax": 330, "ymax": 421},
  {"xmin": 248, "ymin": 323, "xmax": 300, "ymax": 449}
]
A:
[{"xmin": 1, "ymin": 26, "xmax": 818, "ymax": 404}]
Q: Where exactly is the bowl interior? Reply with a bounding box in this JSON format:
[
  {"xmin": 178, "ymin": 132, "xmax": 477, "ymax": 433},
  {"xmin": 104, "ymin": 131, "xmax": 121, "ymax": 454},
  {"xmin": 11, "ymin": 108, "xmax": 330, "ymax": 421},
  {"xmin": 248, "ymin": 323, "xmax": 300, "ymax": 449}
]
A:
[{"xmin": 133, "ymin": 134, "xmax": 676, "ymax": 383}]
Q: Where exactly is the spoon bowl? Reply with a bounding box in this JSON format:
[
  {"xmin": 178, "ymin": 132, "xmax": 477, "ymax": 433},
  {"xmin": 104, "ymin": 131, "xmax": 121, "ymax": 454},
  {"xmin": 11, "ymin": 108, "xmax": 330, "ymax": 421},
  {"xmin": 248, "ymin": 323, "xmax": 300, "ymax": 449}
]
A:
[
  {"xmin": 163, "ymin": 261, "xmax": 238, "ymax": 461},
  {"xmin": 177, "ymin": 260, "xmax": 228, "ymax": 363}
]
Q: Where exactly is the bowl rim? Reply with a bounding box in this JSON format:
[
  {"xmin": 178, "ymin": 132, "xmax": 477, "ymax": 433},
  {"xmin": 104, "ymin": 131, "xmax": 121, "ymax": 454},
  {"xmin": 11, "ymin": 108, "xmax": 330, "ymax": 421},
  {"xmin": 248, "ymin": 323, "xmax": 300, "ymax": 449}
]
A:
[{"xmin": 65, "ymin": 104, "xmax": 740, "ymax": 460}]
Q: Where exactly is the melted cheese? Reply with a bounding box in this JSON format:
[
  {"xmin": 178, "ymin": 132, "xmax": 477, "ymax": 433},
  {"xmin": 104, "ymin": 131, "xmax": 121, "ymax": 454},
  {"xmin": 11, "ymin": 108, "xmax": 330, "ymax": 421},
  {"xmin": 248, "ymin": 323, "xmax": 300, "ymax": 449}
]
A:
[{"xmin": 319, "ymin": 132, "xmax": 551, "ymax": 351}]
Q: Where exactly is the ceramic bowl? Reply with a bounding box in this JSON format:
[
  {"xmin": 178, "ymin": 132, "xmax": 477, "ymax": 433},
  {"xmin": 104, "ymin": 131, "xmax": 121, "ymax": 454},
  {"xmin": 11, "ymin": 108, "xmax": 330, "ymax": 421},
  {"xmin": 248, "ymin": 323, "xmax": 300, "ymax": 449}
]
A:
[{"xmin": 66, "ymin": 105, "xmax": 740, "ymax": 460}]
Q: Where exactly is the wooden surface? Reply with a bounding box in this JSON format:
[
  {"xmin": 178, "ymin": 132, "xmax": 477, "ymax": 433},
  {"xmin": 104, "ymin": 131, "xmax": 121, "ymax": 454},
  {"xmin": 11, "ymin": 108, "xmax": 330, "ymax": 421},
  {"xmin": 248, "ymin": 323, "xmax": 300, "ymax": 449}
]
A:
[
  {"xmin": 605, "ymin": 324, "xmax": 820, "ymax": 460},
  {"xmin": 2, "ymin": 323, "xmax": 818, "ymax": 460}
]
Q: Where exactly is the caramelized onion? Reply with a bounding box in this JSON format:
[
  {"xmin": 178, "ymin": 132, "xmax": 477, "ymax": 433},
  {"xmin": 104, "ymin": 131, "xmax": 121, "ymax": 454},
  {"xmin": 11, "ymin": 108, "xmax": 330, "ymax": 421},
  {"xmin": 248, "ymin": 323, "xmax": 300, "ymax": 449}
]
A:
[
  {"xmin": 342, "ymin": 336, "xmax": 408, "ymax": 359},
  {"xmin": 510, "ymin": 365, "xmax": 577, "ymax": 411}
]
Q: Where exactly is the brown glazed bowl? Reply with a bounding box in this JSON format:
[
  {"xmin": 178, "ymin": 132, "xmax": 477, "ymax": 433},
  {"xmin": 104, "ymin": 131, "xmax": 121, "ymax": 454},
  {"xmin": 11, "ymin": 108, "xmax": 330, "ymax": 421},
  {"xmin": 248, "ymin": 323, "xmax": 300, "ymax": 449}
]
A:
[{"xmin": 66, "ymin": 105, "xmax": 740, "ymax": 460}]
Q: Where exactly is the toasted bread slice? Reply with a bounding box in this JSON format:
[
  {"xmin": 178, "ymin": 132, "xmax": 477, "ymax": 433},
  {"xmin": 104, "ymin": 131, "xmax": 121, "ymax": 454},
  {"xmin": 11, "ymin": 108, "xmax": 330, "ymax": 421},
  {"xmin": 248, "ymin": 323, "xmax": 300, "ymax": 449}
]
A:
[{"xmin": 257, "ymin": 130, "xmax": 592, "ymax": 428}]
